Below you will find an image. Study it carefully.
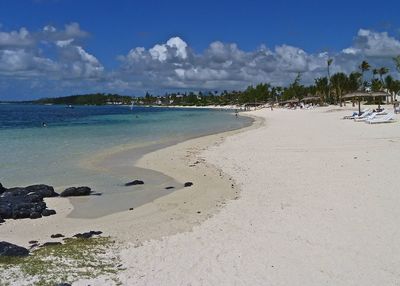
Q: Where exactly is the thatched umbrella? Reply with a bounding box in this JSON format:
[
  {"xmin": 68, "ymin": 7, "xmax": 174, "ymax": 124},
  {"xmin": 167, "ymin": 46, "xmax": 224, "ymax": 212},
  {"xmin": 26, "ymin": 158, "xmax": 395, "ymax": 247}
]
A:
[
  {"xmin": 279, "ymin": 98, "xmax": 299, "ymax": 105},
  {"xmin": 369, "ymin": 91, "xmax": 391, "ymax": 109},
  {"xmin": 343, "ymin": 91, "xmax": 390, "ymax": 114},
  {"xmin": 301, "ymin": 96, "xmax": 320, "ymax": 102},
  {"xmin": 342, "ymin": 91, "xmax": 369, "ymax": 115}
]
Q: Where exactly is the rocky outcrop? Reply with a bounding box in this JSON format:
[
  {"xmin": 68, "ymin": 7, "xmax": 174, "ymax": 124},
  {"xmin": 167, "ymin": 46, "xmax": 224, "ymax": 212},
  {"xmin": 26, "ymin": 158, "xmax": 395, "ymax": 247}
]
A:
[
  {"xmin": 60, "ymin": 186, "xmax": 91, "ymax": 197},
  {"xmin": 0, "ymin": 183, "xmax": 58, "ymax": 220},
  {"xmin": 0, "ymin": 241, "xmax": 29, "ymax": 256}
]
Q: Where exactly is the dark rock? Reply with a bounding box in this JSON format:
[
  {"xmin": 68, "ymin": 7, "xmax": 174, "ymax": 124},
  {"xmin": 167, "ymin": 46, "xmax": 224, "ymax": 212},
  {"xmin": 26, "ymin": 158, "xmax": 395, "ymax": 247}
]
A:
[
  {"xmin": 30, "ymin": 212, "xmax": 42, "ymax": 219},
  {"xmin": 60, "ymin": 186, "xmax": 91, "ymax": 197},
  {"xmin": 40, "ymin": 242, "xmax": 62, "ymax": 247},
  {"xmin": 184, "ymin": 182, "xmax": 193, "ymax": 187},
  {"xmin": 56, "ymin": 283, "xmax": 72, "ymax": 286},
  {"xmin": 29, "ymin": 240, "xmax": 38, "ymax": 244},
  {"xmin": 51, "ymin": 233, "xmax": 64, "ymax": 238},
  {"xmin": 125, "ymin": 180, "xmax": 144, "ymax": 186},
  {"xmin": 0, "ymin": 241, "xmax": 29, "ymax": 256},
  {"xmin": 25, "ymin": 184, "xmax": 59, "ymax": 198},
  {"xmin": 73, "ymin": 230, "xmax": 103, "ymax": 239},
  {"xmin": 129, "ymin": 208, "xmax": 134, "ymax": 211},
  {"xmin": 165, "ymin": 186, "xmax": 175, "ymax": 190},
  {"xmin": 42, "ymin": 209, "xmax": 56, "ymax": 216},
  {"xmin": 0, "ymin": 216, "xmax": 4, "ymax": 223},
  {"xmin": 12, "ymin": 208, "xmax": 31, "ymax": 219},
  {"xmin": 0, "ymin": 184, "xmax": 58, "ymax": 221},
  {"xmin": 0, "ymin": 183, "xmax": 6, "ymax": 194}
]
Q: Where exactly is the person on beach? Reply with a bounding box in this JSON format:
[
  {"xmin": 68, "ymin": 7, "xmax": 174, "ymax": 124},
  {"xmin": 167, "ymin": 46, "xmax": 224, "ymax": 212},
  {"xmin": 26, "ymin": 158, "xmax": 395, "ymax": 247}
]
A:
[{"xmin": 394, "ymin": 100, "xmax": 399, "ymax": 114}]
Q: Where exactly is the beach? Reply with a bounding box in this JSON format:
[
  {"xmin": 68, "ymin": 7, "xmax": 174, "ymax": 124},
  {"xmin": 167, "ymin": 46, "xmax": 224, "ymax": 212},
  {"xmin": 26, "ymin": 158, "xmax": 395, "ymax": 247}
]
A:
[
  {"xmin": 0, "ymin": 111, "xmax": 258, "ymax": 247},
  {"xmin": 2, "ymin": 105, "xmax": 400, "ymax": 285},
  {"xmin": 76, "ymin": 105, "xmax": 400, "ymax": 285}
]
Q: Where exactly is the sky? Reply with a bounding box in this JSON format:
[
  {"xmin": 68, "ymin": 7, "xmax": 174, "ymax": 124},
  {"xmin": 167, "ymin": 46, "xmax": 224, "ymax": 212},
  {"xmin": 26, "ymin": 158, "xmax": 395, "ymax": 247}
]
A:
[{"xmin": 1, "ymin": 0, "xmax": 400, "ymax": 100}]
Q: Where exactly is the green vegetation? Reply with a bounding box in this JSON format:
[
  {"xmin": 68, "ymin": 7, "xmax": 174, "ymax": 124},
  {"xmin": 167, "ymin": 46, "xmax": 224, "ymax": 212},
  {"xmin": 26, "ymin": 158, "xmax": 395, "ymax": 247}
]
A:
[
  {"xmin": 134, "ymin": 58, "xmax": 400, "ymax": 106},
  {"xmin": 0, "ymin": 237, "xmax": 121, "ymax": 286},
  {"xmin": 35, "ymin": 93, "xmax": 133, "ymax": 105},
  {"xmin": 29, "ymin": 57, "xmax": 400, "ymax": 107}
]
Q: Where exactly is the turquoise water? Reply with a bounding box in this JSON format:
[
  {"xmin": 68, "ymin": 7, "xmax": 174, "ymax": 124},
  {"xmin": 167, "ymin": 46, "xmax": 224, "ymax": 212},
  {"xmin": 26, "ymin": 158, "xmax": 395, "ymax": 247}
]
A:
[{"xmin": 0, "ymin": 104, "xmax": 251, "ymax": 217}]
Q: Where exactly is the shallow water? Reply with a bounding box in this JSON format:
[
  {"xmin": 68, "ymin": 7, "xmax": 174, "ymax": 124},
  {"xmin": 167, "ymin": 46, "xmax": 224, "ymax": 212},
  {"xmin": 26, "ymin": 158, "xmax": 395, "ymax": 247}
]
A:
[{"xmin": 0, "ymin": 104, "xmax": 252, "ymax": 218}]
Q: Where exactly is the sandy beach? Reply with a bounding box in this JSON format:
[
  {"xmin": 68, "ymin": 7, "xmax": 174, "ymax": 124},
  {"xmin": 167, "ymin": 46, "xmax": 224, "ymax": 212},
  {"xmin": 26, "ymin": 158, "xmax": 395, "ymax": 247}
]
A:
[
  {"xmin": 0, "ymin": 113, "xmax": 259, "ymax": 248},
  {"xmin": 2, "ymin": 105, "xmax": 400, "ymax": 285},
  {"xmin": 75, "ymin": 105, "xmax": 400, "ymax": 285}
]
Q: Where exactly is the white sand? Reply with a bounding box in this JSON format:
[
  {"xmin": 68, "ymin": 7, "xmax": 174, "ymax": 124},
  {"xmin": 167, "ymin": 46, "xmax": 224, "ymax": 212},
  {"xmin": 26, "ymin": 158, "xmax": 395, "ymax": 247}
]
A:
[
  {"xmin": 79, "ymin": 105, "xmax": 400, "ymax": 285},
  {"xmin": 4, "ymin": 105, "xmax": 400, "ymax": 285},
  {"xmin": 1, "ymin": 115, "xmax": 258, "ymax": 247}
]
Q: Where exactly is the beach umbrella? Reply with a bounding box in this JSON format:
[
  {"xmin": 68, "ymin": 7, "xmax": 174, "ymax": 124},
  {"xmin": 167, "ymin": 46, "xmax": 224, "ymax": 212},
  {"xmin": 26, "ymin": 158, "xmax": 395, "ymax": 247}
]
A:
[
  {"xmin": 279, "ymin": 98, "xmax": 300, "ymax": 105},
  {"xmin": 369, "ymin": 91, "xmax": 391, "ymax": 110},
  {"xmin": 342, "ymin": 92, "xmax": 368, "ymax": 114},
  {"xmin": 301, "ymin": 96, "xmax": 320, "ymax": 102}
]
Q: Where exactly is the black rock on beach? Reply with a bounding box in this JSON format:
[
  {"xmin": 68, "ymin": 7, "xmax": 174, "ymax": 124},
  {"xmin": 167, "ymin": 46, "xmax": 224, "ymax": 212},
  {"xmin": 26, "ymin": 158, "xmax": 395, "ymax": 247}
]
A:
[
  {"xmin": 0, "ymin": 183, "xmax": 58, "ymax": 220},
  {"xmin": 125, "ymin": 180, "xmax": 144, "ymax": 186},
  {"xmin": 0, "ymin": 241, "xmax": 29, "ymax": 257},
  {"xmin": 60, "ymin": 186, "xmax": 92, "ymax": 197}
]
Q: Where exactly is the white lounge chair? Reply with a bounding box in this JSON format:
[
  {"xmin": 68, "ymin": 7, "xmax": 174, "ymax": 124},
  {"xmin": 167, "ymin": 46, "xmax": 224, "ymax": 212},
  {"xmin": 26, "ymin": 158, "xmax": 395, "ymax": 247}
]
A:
[
  {"xmin": 343, "ymin": 108, "xmax": 370, "ymax": 119},
  {"xmin": 353, "ymin": 110, "xmax": 372, "ymax": 121},
  {"xmin": 354, "ymin": 110, "xmax": 387, "ymax": 122},
  {"xmin": 366, "ymin": 112, "xmax": 395, "ymax": 124}
]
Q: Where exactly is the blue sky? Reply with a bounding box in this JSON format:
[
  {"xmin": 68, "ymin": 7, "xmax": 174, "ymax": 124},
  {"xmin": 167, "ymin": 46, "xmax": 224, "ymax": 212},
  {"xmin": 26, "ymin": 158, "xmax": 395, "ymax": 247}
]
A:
[{"xmin": 1, "ymin": 0, "xmax": 400, "ymax": 99}]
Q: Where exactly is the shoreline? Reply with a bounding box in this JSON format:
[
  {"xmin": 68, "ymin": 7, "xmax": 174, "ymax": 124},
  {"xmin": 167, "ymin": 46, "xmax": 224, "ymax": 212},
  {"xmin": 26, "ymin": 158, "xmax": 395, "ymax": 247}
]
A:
[
  {"xmin": 92, "ymin": 104, "xmax": 400, "ymax": 285},
  {"xmin": 0, "ymin": 112, "xmax": 263, "ymax": 247}
]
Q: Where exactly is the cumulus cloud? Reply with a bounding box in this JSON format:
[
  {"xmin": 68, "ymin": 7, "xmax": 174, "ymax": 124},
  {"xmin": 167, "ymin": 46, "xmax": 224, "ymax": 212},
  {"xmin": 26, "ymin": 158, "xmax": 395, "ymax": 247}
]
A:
[
  {"xmin": 0, "ymin": 28, "xmax": 34, "ymax": 48},
  {"xmin": 0, "ymin": 23, "xmax": 103, "ymax": 81},
  {"xmin": 116, "ymin": 29, "xmax": 400, "ymax": 92},
  {"xmin": 2, "ymin": 25, "xmax": 400, "ymax": 98}
]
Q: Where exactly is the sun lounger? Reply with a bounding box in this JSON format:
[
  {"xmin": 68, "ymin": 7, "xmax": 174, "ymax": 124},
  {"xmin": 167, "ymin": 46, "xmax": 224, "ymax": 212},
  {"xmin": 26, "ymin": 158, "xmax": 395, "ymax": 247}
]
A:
[
  {"xmin": 354, "ymin": 110, "xmax": 387, "ymax": 122},
  {"xmin": 353, "ymin": 110, "xmax": 372, "ymax": 121},
  {"xmin": 343, "ymin": 108, "xmax": 370, "ymax": 119},
  {"xmin": 365, "ymin": 112, "xmax": 395, "ymax": 124},
  {"xmin": 355, "ymin": 112, "xmax": 377, "ymax": 122}
]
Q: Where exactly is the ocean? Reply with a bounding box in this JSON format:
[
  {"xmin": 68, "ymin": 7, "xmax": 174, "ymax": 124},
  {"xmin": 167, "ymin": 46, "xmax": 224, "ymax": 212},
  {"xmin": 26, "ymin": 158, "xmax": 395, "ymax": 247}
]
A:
[{"xmin": 0, "ymin": 104, "xmax": 251, "ymax": 218}]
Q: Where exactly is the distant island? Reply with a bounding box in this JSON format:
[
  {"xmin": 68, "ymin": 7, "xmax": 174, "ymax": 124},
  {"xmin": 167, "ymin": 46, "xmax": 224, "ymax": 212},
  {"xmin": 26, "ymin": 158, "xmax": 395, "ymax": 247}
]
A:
[{"xmin": 35, "ymin": 93, "xmax": 134, "ymax": 106}]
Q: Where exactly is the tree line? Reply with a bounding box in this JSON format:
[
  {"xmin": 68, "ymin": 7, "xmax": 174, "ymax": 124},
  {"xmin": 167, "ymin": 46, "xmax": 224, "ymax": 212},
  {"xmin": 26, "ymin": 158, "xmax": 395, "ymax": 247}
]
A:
[{"xmin": 138, "ymin": 57, "xmax": 400, "ymax": 106}]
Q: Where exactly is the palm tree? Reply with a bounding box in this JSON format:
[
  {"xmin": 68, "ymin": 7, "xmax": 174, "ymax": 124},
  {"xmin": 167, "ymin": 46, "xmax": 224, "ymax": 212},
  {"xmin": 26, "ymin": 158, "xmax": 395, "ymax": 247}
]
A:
[
  {"xmin": 372, "ymin": 68, "xmax": 379, "ymax": 80},
  {"xmin": 330, "ymin": 72, "xmax": 348, "ymax": 106},
  {"xmin": 385, "ymin": 75, "xmax": 395, "ymax": 103},
  {"xmin": 359, "ymin": 60, "xmax": 370, "ymax": 90},
  {"xmin": 393, "ymin": 55, "xmax": 400, "ymax": 72},
  {"xmin": 378, "ymin": 67, "xmax": 389, "ymax": 85},
  {"xmin": 327, "ymin": 58, "xmax": 333, "ymax": 99},
  {"xmin": 315, "ymin": 77, "xmax": 329, "ymax": 103}
]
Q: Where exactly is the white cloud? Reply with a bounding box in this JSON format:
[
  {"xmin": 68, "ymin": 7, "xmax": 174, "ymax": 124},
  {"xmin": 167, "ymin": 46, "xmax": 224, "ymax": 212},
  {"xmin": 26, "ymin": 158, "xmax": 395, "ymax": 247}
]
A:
[
  {"xmin": 0, "ymin": 28, "xmax": 33, "ymax": 48},
  {"xmin": 2, "ymin": 25, "xmax": 400, "ymax": 98},
  {"xmin": 351, "ymin": 29, "xmax": 400, "ymax": 57},
  {"xmin": 56, "ymin": 38, "xmax": 74, "ymax": 47}
]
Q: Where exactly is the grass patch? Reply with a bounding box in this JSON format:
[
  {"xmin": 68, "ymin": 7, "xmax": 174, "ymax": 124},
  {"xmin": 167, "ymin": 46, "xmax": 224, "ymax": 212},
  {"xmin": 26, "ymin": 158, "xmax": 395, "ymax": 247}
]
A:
[{"xmin": 0, "ymin": 237, "xmax": 121, "ymax": 286}]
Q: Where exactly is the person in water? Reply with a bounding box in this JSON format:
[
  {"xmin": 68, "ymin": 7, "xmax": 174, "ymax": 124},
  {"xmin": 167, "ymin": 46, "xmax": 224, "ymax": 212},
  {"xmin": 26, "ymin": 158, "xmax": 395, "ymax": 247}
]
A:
[{"xmin": 42, "ymin": 122, "xmax": 47, "ymax": 127}]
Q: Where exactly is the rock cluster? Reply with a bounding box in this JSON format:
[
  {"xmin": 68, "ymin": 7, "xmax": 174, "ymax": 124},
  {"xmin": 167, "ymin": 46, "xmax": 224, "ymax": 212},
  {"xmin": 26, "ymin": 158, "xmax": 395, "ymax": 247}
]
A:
[
  {"xmin": 0, "ymin": 183, "xmax": 93, "ymax": 222},
  {"xmin": 0, "ymin": 184, "xmax": 58, "ymax": 220}
]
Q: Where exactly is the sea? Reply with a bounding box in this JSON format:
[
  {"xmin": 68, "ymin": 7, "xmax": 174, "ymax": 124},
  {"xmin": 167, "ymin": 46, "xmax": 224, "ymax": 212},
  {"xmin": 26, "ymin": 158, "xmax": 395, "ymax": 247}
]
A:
[{"xmin": 0, "ymin": 104, "xmax": 252, "ymax": 218}]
